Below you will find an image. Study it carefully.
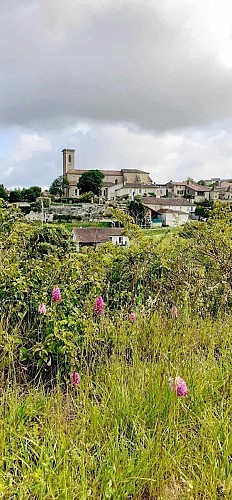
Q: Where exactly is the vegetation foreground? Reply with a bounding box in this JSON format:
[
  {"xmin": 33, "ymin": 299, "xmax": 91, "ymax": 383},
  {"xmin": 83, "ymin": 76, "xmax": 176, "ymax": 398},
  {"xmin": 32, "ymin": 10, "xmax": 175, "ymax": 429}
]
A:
[
  {"xmin": 0, "ymin": 201, "xmax": 231, "ymax": 498},
  {"xmin": 0, "ymin": 314, "xmax": 231, "ymax": 499}
]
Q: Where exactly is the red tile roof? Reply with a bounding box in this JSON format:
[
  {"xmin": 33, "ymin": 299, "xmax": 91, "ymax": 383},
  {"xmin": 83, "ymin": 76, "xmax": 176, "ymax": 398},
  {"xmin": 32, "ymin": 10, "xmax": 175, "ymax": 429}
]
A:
[{"xmin": 68, "ymin": 169, "xmax": 122, "ymax": 176}]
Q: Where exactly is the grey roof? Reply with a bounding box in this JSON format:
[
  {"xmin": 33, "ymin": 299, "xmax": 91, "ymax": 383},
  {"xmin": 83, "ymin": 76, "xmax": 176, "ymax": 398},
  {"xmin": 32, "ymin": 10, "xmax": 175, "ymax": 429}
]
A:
[
  {"xmin": 73, "ymin": 227, "xmax": 124, "ymax": 244},
  {"xmin": 142, "ymin": 197, "xmax": 192, "ymax": 206},
  {"xmin": 157, "ymin": 208, "xmax": 188, "ymax": 215}
]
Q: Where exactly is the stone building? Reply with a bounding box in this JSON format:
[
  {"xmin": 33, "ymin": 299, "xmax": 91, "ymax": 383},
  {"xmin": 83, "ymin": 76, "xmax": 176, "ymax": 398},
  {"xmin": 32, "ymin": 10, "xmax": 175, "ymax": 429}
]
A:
[{"xmin": 62, "ymin": 148, "xmax": 154, "ymax": 200}]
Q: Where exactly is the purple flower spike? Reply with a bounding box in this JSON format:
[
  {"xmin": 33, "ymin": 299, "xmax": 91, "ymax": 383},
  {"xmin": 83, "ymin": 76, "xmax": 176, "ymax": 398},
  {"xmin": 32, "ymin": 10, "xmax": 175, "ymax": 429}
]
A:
[
  {"xmin": 129, "ymin": 312, "xmax": 136, "ymax": 323},
  {"xmin": 70, "ymin": 372, "xmax": 80, "ymax": 386},
  {"xmin": 169, "ymin": 376, "xmax": 189, "ymax": 397},
  {"xmin": 52, "ymin": 286, "xmax": 62, "ymax": 303},
  {"xmin": 38, "ymin": 303, "xmax": 46, "ymax": 315},
  {"xmin": 94, "ymin": 296, "xmax": 104, "ymax": 315}
]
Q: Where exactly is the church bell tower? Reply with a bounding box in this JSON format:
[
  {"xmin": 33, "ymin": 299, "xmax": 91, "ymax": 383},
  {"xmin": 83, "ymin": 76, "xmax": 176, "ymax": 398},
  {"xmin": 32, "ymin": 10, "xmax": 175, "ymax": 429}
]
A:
[{"xmin": 62, "ymin": 148, "xmax": 75, "ymax": 176}]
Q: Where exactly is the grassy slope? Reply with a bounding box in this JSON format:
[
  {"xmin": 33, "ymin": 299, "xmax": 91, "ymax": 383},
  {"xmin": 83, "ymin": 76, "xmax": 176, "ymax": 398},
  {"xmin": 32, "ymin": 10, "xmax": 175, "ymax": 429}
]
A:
[{"xmin": 0, "ymin": 314, "xmax": 230, "ymax": 499}]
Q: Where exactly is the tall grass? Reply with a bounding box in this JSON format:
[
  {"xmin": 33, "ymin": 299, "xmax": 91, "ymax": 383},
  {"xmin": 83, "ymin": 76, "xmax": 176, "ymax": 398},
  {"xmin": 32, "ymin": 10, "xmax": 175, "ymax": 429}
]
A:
[{"xmin": 0, "ymin": 313, "xmax": 231, "ymax": 499}]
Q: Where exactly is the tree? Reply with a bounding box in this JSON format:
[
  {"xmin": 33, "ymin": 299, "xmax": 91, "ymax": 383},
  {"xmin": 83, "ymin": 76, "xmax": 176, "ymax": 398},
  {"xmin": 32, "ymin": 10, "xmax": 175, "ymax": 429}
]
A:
[
  {"xmin": 128, "ymin": 198, "xmax": 146, "ymax": 226},
  {"xmin": 22, "ymin": 186, "xmax": 42, "ymax": 202},
  {"xmin": 9, "ymin": 190, "xmax": 23, "ymax": 203},
  {"xmin": 185, "ymin": 177, "xmax": 195, "ymax": 184},
  {"xmin": 0, "ymin": 184, "xmax": 8, "ymax": 201},
  {"xmin": 195, "ymin": 199, "xmax": 214, "ymax": 219},
  {"xmin": 77, "ymin": 170, "xmax": 104, "ymax": 196},
  {"xmin": 197, "ymin": 179, "xmax": 206, "ymax": 186},
  {"xmin": 49, "ymin": 176, "xmax": 69, "ymax": 197}
]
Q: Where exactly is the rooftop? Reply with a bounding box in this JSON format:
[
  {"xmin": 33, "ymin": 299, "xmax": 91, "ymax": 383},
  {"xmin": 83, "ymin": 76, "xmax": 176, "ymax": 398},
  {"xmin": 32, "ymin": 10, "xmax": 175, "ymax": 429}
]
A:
[
  {"xmin": 68, "ymin": 169, "xmax": 122, "ymax": 176},
  {"xmin": 142, "ymin": 197, "xmax": 192, "ymax": 206},
  {"xmin": 73, "ymin": 227, "xmax": 124, "ymax": 244}
]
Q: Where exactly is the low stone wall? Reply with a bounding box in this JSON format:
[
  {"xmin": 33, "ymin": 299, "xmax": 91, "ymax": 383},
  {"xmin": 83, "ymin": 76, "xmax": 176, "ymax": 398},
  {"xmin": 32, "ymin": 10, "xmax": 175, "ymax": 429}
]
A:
[{"xmin": 26, "ymin": 203, "xmax": 112, "ymax": 222}]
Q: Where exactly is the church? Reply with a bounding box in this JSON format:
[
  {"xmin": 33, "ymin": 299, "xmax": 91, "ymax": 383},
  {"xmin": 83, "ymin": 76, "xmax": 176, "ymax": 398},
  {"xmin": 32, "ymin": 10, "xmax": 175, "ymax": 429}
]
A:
[{"xmin": 62, "ymin": 148, "xmax": 156, "ymax": 200}]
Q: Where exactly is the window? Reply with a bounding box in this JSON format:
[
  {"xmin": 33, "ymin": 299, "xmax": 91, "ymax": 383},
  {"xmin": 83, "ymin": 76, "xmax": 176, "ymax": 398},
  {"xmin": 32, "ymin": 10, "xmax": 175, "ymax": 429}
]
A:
[
  {"xmin": 108, "ymin": 236, "xmax": 113, "ymax": 242},
  {"xmin": 115, "ymin": 179, "xmax": 118, "ymax": 185},
  {"xmin": 68, "ymin": 154, "xmax": 71, "ymax": 163},
  {"xmin": 75, "ymin": 189, "xmax": 78, "ymax": 195},
  {"xmin": 118, "ymin": 236, "xmax": 123, "ymax": 244}
]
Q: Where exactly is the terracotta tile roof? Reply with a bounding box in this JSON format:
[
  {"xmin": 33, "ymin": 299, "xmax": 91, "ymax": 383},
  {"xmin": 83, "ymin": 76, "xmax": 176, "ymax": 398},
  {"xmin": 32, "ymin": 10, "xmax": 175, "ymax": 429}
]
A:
[
  {"xmin": 68, "ymin": 169, "xmax": 122, "ymax": 176},
  {"xmin": 122, "ymin": 168, "xmax": 150, "ymax": 174},
  {"xmin": 121, "ymin": 183, "xmax": 155, "ymax": 188},
  {"xmin": 73, "ymin": 227, "xmax": 124, "ymax": 244},
  {"xmin": 168, "ymin": 182, "xmax": 211, "ymax": 192},
  {"xmin": 187, "ymin": 183, "xmax": 211, "ymax": 192}
]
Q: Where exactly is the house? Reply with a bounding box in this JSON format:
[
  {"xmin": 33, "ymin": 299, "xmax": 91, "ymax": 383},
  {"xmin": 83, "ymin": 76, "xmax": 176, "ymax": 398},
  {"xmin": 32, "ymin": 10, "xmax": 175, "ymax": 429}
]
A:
[
  {"xmin": 62, "ymin": 149, "xmax": 154, "ymax": 200},
  {"xmin": 152, "ymin": 209, "xmax": 189, "ymax": 227},
  {"xmin": 210, "ymin": 182, "xmax": 232, "ymax": 201},
  {"xmin": 142, "ymin": 197, "xmax": 194, "ymax": 227},
  {"xmin": 166, "ymin": 181, "xmax": 211, "ymax": 202},
  {"xmin": 72, "ymin": 227, "xmax": 129, "ymax": 251},
  {"xmin": 142, "ymin": 197, "xmax": 195, "ymax": 213}
]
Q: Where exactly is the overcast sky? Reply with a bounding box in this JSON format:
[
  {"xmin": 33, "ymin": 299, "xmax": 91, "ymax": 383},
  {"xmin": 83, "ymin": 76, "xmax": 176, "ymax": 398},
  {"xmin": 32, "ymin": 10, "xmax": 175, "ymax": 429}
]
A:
[{"xmin": 1, "ymin": 0, "xmax": 232, "ymax": 188}]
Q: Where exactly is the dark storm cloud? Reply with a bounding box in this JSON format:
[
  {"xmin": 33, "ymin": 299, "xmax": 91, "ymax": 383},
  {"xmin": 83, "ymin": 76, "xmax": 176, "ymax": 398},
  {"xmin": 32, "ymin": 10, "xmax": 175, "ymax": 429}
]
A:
[{"xmin": 1, "ymin": 0, "xmax": 232, "ymax": 132}]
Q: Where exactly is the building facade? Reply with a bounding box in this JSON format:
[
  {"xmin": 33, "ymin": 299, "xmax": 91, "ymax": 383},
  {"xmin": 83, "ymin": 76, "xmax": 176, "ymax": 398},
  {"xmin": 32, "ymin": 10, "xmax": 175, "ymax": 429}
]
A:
[{"xmin": 62, "ymin": 149, "xmax": 154, "ymax": 200}]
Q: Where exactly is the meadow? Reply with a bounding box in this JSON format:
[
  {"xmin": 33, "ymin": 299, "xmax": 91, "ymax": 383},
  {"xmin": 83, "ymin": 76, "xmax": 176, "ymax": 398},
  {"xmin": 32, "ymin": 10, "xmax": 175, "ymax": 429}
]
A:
[
  {"xmin": 0, "ymin": 314, "xmax": 231, "ymax": 499},
  {"xmin": 0, "ymin": 201, "xmax": 231, "ymax": 499}
]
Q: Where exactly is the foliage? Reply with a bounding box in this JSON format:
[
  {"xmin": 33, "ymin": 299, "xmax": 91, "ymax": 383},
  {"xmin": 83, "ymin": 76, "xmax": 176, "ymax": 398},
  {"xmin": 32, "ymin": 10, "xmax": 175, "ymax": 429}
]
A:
[
  {"xmin": 9, "ymin": 186, "xmax": 42, "ymax": 203},
  {"xmin": 0, "ymin": 184, "xmax": 8, "ymax": 201},
  {"xmin": 77, "ymin": 170, "xmax": 104, "ymax": 196},
  {"xmin": 49, "ymin": 176, "xmax": 69, "ymax": 197},
  {"xmin": 30, "ymin": 198, "xmax": 51, "ymax": 212},
  {"xmin": 78, "ymin": 191, "xmax": 94, "ymax": 203},
  {"xmin": 197, "ymin": 179, "xmax": 206, "ymax": 186},
  {"xmin": 185, "ymin": 176, "xmax": 195, "ymax": 183},
  {"xmin": 22, "ymin": 186, "xmax": 42, "ymax": 202},
  {"xmin": 0, "ymin": 202, "xmax": 231, "ymax": 497},
  {"xmin": 194, "ymin": 199, "xmax": 214, "ymax": 218},
  {"xmin": 0, "ymin": 315, "xmax": 230, "ymax": 498},
  {"xmin": 128, "ymin": 198, "xmax": 146, "ymax": 226},
  {"xmin": 0, "ymin": 201, "xmax": 232, "ymax": 380}
]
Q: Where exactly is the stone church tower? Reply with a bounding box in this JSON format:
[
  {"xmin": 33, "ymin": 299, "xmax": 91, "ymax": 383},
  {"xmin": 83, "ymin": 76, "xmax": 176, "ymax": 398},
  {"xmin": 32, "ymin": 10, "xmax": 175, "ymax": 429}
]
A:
[{"xmin": 62, "ymin": 149, "xmax": 75, "ymax": 176}]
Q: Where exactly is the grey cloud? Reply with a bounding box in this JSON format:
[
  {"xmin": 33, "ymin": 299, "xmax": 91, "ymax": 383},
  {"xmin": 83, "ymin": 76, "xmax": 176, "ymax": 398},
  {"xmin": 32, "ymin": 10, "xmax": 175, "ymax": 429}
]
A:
[{"xmin": 1, "ymin": 0, "xmax": 232, "ymax": 132}]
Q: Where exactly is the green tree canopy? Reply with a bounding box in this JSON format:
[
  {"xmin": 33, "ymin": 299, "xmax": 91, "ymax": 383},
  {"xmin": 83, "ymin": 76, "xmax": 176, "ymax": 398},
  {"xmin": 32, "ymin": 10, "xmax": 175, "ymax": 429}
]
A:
[
  {"xmin": 22, "ymin": 186, "xmax": 42, "ymax": 202},
  {"xmin": 0, "ymin": 184, "xmax": 8, "ymax": 201},
  {"xmin": 49, "ymin": 176, "xmax": 69, "ymax": 197},
  {"xmin": 9, "ymin": 187, "xmax": 42, "ymax": 203},
  {"xmin": 77, "ymin": 170, "xmax": 104, "ymax": 196},
  {"xmin": 195, "ymin": 199, "xmax": 214, "ymax": 219},
  {"xmin": 9, "ymin": 189, "xmax": 23, "ymax": 203},
  {"xmin": 128, "ymin": 198, "xmax": 146, "ymax": 226}
]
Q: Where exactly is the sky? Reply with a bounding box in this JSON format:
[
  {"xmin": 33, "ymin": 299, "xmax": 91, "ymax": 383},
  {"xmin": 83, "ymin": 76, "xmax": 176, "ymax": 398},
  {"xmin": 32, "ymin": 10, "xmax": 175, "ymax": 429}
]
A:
[{"xmin": 1, "ymin": 0, "xmax": 232, "ymax": 188}]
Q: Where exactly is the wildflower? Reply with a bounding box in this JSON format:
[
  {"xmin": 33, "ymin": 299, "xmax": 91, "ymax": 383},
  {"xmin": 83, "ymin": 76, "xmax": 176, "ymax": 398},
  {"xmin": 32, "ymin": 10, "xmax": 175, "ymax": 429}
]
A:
[
  {"xmin": 169, "ymin": 376, "xmax": 189, "ymax": 397},
  {"xmin": 38, "ymin": 303, "xmax": 46, "ymax": 315},
  {"xmin": 52, "ymin": 286, "xmax": 61, "ymax": 303},
  {"xmin": 94, "ymin": 296, "xmax": 104, "ymax": 315},
  {"xmin": 172, "ymin": 305, "xmax": 178, "ymax": 318},
  {"xmin": 129, "ymin": 312, "xmax": 136, "ymax": 323},
  {"xmin": 70, "ymin": 372, "xmax": 80, "ymax": 386}
]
